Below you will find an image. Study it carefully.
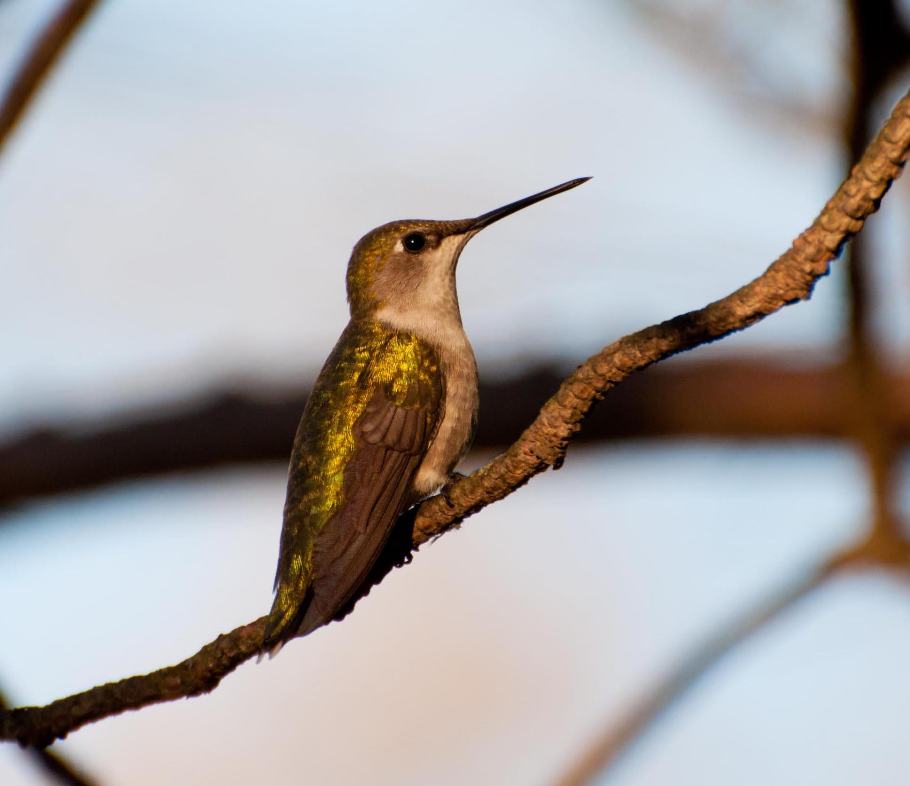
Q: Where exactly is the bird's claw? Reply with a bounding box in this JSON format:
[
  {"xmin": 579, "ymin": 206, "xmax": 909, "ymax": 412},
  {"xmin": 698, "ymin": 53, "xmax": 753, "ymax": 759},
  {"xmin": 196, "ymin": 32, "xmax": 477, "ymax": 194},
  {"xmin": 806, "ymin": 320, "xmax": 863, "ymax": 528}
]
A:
[{"xmin": 440, "ymin": 472, "xmax": 467, "ymax": 508}]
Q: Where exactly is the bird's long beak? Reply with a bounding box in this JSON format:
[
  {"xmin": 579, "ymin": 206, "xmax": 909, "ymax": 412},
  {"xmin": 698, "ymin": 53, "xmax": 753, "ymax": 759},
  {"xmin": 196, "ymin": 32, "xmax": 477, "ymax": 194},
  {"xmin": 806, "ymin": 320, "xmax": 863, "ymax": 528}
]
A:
[{"xmin": 465, "ymin": 177, "xmax": 590, "ymax": 234}]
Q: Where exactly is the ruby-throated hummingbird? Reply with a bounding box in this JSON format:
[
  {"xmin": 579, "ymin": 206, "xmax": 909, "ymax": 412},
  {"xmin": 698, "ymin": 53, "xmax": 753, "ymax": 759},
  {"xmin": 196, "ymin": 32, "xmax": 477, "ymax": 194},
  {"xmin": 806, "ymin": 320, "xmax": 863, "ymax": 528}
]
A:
[{"xmin": 263, "ymin": 177, "xmax": 590, "ymax": 652}]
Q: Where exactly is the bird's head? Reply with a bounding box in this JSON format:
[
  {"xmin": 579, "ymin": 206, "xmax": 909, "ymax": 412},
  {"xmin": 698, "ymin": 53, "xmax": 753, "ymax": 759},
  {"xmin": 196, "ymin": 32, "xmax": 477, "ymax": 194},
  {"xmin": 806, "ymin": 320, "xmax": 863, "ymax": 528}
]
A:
[{"xmin": 345, "ymin": 178, "xmax": 590, "ymax": 328}]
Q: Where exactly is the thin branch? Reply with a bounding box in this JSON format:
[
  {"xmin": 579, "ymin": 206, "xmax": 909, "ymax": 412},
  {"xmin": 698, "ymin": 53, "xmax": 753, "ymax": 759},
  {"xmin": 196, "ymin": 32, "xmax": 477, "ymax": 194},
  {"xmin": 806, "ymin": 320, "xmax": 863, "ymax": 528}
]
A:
[
  {"xmin": 553, "ymin": 561, "xmax": 835, "ymax": 786},
  {"xmin": 623, "ymin": 0, "xmax": 844, "ymax": 137},
  {"xmin": 8, "ymin": 358, "xmax": 910, "ymax": 510},
  {"xmin": 2, "ymin": 88, "xmax": 909, "ymax": 749},
  {"xmin": 0, "ymin": 689, "xmax": 97, "ymax": 786},
  {"xmin": 2, "ymin": 618, "xmax": 267, "ymax": 748},
  {"xmin": 0, "ymin": 0, "xmax": 100, "ymax": 157}
]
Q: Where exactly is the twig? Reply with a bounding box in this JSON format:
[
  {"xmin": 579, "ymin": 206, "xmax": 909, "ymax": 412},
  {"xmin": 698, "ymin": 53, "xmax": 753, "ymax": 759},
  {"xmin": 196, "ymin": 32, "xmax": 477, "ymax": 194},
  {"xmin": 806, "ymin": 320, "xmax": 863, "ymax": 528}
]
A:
[
  {"xmin": 2, "ymin": 88, "xmax": 909, "ymax": 748},
  {"xmin": 624, "ymin": 0, "xmax": 843, "ymax": 136},
  {"xmin": 0, "ymin": 0, "xmax": 100, "ymax": 157},
  {"xmin": 553, "ymin": 562, "xmax": 835, "ymax": 786},
  {"xmin": 0, "ymin": 689, "xmax": 97, "ymax": 786}
]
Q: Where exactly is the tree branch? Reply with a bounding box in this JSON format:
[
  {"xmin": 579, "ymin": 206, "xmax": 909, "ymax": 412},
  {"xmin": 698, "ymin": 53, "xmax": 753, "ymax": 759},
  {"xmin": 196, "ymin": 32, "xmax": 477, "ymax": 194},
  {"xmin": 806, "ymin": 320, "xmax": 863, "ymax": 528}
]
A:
[
  {"xmin": 410, "ymin": 88, "xmax": 910, "ymax": 544},
  {"xmin": 554, "ymin": 8, "xmax": 910, "ymax": 782},
  {"xmin": 553, "ymin": 561, "xmax": 835, "ymax": 786},
  {"xmin": 0, "ymin": 689, "xmax": 97, "ymax": 786},
  {"xmin": 2, "ymin": 88, "xmax": 909, "ymax": 749},
  {"xmin": 0, "ymin": 0, "xmax": 101, "ymax": 156},
  {"xmin": 9, "ymin": 358, "xmax": 910, "ymax": 510},
  {"xmin": 2, "ymin": 618, "xmax": 267, "ymax": 748}
]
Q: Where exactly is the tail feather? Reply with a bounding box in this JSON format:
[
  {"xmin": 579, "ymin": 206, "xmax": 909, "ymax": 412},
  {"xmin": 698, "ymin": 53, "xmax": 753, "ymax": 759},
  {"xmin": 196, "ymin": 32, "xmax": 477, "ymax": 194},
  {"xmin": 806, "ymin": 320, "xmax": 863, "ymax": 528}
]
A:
[{"xmin": 261, "ymin": 586, "xmax": 313, "ymax": 656}]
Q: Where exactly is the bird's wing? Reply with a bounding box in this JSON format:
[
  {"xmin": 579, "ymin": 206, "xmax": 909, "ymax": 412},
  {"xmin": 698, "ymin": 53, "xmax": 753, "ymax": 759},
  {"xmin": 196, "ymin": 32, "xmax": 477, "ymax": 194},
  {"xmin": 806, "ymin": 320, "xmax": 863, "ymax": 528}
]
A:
[{"xmin": 264, "ymin": 324, "xmax": 442, "ymax": 650}]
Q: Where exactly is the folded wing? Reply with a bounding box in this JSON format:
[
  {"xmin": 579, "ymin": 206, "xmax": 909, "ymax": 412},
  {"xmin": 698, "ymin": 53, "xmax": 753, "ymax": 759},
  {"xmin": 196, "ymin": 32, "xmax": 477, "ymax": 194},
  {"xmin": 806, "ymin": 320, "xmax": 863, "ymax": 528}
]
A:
[{"xmin": 263, "ymin": 327, "xmax": 441, "ymax": 651}]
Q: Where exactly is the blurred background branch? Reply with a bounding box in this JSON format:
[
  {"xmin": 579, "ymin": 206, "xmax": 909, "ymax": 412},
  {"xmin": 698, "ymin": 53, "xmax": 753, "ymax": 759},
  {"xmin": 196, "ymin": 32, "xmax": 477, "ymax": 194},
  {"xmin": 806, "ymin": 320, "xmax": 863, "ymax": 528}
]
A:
[
  {"xmin": 0, "ymin": 1, "xmax": 105, "ymax": 780},
  {"xmin": 8, "ymin": 358, "xmax": 910, "ymax": 511},
  {"xmin": 0, "ymin": 0, "xmax": 99, "ymax": 156},
  {"xmin": 622, "ymin": 0, "xmax": 846, "ymax": 135},
  {"xmin": 842, "ymin": 0, "xmax": 910, "ymax": 544},
  {"xmin": 555, "ymin": 560, "xmax": 836, "ymax": 786}
]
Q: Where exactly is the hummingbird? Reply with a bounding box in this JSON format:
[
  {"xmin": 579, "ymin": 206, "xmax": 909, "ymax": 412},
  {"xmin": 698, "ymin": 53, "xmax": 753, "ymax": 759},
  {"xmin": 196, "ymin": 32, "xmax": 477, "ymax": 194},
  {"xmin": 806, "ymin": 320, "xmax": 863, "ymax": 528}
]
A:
[{"xmin": 263, "ymin": 177, "xmax": 590, "ymax": 652}]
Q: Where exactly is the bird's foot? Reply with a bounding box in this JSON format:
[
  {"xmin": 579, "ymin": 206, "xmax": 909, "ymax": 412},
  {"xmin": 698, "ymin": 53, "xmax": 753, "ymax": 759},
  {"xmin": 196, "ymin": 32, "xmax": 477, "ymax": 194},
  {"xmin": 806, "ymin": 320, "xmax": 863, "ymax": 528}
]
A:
[{"xmin": 440, "ymin": 472, "xmax": 467, "ymax": 509}]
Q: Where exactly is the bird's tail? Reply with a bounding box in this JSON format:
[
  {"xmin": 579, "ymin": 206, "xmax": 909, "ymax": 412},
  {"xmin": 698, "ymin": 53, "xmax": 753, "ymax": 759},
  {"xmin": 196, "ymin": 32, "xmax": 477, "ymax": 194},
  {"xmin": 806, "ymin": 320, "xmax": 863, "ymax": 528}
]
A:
[{"xmin": 260, "ymin": 583, "xmax": 311, "ymax": 657}]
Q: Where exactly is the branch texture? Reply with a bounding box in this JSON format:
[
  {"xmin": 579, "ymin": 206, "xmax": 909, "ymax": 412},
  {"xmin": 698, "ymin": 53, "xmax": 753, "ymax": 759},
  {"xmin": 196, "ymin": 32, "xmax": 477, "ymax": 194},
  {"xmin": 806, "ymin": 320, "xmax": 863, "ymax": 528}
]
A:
[
  {"xmin": 0, "ymin": 689, "xmax": 97, "ymax": 785},
  {"xmin": 2, "ymin": 619, "xmax": 267, "ymax": 748},
  {"xmin": 2, "ymin": 89, "xmax": 909, "ymax": 748}
]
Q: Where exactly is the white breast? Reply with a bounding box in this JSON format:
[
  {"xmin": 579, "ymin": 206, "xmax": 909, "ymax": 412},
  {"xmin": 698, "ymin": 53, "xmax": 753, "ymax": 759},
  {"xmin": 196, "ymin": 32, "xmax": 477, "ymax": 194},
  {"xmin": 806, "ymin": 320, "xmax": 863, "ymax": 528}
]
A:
[
  {"xmin": 411, "ymin": 329, "xmax": 478, "ymax": 495},
  {"xmin": 374, "ymin": 307, "xmax": 479, "ymax": 497}
]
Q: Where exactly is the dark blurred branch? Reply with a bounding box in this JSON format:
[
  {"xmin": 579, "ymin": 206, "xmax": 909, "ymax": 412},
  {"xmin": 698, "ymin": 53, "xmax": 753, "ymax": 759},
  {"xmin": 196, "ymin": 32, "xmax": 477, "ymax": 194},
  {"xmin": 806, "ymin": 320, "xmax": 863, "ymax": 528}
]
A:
[
  {"xmin": 0, "ymin": 689, "xmax": 97, "ymax": 786},
  {"xmin": 846, "ymin": 0, "xmax": 910, "ymax": 125},
  {"xmin": 555, "ymin": 561, "xmax": 835, "ymax": 786},
  {"xmin": 7, "ymin": 358, "xmax": 910, "ymax": 510},
  {"xmin": 843, "ymin": 0, "xmax": 910, "ymax": 539},
  {"xmin": 624, "ymin": 1, "xmax": 842, "ymax": 135},
  {"xmin": 0, "ymin": 0, "xmax": 100, "ymax": 157},
  {"xmin": 2, "ymin": 88, "xmax": 908, "ymax": 749},
  {"xmin": 555, "ymin": 533, "xmax": 910, "ymax": 786},
  {"xmin": 845, "ymin": 231, "xmax": 901, "ymax": 535}
]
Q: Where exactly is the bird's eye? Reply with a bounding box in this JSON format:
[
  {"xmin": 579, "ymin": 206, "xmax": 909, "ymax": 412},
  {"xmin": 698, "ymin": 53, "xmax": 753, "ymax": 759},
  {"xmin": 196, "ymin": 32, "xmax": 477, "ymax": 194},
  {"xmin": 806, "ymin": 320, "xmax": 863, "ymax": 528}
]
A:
[{"xmin": 403, "ymin": 232, "xmax": 427, "ymax": 253}]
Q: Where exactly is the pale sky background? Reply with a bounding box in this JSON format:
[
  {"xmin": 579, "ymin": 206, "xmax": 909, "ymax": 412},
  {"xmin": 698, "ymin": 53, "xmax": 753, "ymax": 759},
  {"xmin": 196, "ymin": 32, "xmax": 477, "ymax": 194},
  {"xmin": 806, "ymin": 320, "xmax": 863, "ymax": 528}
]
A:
[{"xmin": 2, "ymin": 1, "xmax": 910, "ymax": 785}]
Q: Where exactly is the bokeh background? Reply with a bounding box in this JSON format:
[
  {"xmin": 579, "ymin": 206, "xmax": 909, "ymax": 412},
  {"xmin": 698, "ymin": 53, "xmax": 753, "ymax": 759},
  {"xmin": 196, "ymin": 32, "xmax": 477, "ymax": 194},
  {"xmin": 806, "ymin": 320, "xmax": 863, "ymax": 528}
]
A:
[{"xmin": 2, "ymin": 1, "xmax": 910, "ymax": 784}]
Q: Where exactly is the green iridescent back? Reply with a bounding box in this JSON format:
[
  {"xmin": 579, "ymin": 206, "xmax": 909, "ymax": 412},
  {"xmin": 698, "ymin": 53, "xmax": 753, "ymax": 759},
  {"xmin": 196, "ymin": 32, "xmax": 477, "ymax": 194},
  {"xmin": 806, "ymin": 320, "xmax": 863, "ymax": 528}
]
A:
[{"xmin": 267, "ymin": 318, "xmax": 441, "ymax": 639}]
